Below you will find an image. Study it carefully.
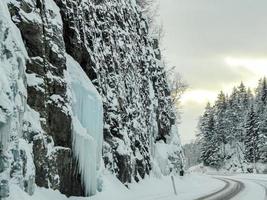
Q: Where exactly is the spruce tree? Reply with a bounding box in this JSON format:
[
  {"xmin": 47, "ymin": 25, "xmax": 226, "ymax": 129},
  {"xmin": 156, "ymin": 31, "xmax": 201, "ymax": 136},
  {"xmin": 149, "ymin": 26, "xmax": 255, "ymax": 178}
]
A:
[
  {"xmin": 244, "ymin": 105, "xmax": 260, "ymax": 164},
  {"xmin": 198, "ymin": 79, "xmax": 266, "ymax": 170},
  {"xmin": 258, "ymin": 107, "xmax": 267, "ymax": 163},
  {"xmin": 255, "ymin": 77, "xmax": 267, "ymax": 163},
  {"xmin": 227, "ymin": 87, "xmax": 240, "ymax": 142},
  {"xmin": 199, "ymin": 103, "xmax": 221, "ymax": 168},
  {"xmin": 213, "ymin": 91, "xmax": 228, "ymax": 159},
  {"xmin": 236, "ymin": 83, "xmax": 251, "ymax": 141}
]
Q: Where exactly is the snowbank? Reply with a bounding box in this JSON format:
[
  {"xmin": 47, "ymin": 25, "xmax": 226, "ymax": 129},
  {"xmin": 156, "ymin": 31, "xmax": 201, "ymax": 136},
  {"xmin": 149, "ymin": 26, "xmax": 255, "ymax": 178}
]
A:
[
  {"xmin": 188, "ymin": 163, "xmax": 267, "ymax": 175},
  {"xmin": 8, "ymin": 174, "xmax": 225, "ymax": 200}
]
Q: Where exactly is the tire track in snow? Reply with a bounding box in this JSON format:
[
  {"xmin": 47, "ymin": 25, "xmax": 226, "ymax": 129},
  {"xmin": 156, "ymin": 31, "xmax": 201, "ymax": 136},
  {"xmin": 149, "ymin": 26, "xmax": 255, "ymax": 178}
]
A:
[
  {"xmin": 238, "ymin": 178, "xmax": 267, "ymax": 200},
  {"xmin": 255, "ymin": 181, "xmax": 267, "ymax": 200},
  {"xmin": 194, "ymin": 177, "xmax": 244, "ymax": 200}
]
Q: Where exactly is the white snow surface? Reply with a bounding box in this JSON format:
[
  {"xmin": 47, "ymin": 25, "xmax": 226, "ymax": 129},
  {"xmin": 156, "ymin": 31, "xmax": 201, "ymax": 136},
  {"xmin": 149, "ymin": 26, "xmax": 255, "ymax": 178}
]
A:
[
  {"xmin": 189, "ymin": 163, "xmax": 267, "ymax": 175},
  {"xmin": 188, "ymin": 165, "xmax": 267, "ymax": 200},
  {"xmin": 217, "ymin": 174, "xmax": 267, "ymax": 200},
  {"xmin": 8, "ymin": 174, "xmax": 226, "ymax": 200},
  {"xmin": 66, "ymin": 54, "xmax": 103, "ymax": 196}
]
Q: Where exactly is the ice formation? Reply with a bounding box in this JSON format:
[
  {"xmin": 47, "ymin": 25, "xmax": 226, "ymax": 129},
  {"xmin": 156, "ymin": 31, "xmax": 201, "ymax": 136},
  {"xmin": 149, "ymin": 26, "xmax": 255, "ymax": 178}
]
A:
[
  {"xmin": 0, "ymin": 1, "xmax": 27, "ymax": 151},
  {"xmin": 66, "ymin": 54, "xmax": 103, "ymax": 196},
  {"xmin": 0, "ymin": 1, "xmax": 34, "ymax": 197}
]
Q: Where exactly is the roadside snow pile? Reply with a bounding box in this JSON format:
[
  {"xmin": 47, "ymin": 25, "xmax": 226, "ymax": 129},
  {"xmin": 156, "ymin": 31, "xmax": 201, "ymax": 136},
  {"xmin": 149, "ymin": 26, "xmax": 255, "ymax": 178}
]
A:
[
  {"xmin": 233, "ymin": 173, "xmax": 267, "ymax": 181},
  {"xmin": 188, "ymin": 163, "xmax": 267, "ymax": 175},
  {"xmin": 188, "ymin": 164, "xmax": 223, "ymax": 175},
  {"xmin": 153, "ymin": 125, "xmax": 184, "ymax": 176},
  {"xmin": 66, "ymin": 54, "xmax": 103, "ymax": 196}
]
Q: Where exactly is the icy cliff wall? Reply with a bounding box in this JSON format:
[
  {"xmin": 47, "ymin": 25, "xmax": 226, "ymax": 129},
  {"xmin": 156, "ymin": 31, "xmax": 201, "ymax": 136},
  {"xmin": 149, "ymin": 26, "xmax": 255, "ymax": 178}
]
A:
[
  {"xmin": 54, "ymin": 0, "xmax": 182, "ymax": 184},
  {"xmin": 0, "ymin": 1, "xmax": 35, "ymax": 198},
  {"xmin": 1, "ymin": 0, "xmax": 183, "ymax": 197},
  {"xmin": 6, "ymin": 0, "xmax": 85, "ymax": 196}
]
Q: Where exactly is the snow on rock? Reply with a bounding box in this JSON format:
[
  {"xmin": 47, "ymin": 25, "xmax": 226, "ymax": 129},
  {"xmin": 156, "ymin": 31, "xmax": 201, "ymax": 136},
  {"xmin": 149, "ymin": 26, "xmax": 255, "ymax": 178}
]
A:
[
  {"xmin": 66, "ymin": 54, "xmax": 103, "ymax": 196},
  {"xmin": 1, "ymin": 0, "xmax": 184, "ymax": 197},
  {"xmin": 0, "ymin": 1, "xmax": 37, "ymax": 198},
  {"xmin": 154, "ymin": 126, "xmax": 184, "ymax": 175},
  {"xmin": 6, "ymin": 0, "xmax": 86, "ymax": 196},
  {"xmin": 0, "ymin": 0, "xmax": 27, "ymax": 150},
  {"xmin": 26, "ymin": 73, "xmax": 44, "ymax": 93},
  {"xmin": 55, "ymin": 0, "xmax": 183, "ymax": 185}
]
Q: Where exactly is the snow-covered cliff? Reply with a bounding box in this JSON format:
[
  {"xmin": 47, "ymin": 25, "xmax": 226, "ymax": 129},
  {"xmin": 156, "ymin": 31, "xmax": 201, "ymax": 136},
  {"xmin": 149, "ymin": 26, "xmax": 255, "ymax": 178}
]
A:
[
  {"xmin": 0, "ymin": 0, "xmax": 183, "ymax": 198},
  {"xmin": 0, "ymin": 1, "xmax": 35, "ymax": 197}
]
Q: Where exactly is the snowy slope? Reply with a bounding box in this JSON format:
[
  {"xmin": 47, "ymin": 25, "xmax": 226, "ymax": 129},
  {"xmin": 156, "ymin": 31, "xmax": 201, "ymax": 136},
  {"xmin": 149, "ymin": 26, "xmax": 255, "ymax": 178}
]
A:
[{"xmin": 7, "ymin": 174, "xmax": 225, "ymax": 200}]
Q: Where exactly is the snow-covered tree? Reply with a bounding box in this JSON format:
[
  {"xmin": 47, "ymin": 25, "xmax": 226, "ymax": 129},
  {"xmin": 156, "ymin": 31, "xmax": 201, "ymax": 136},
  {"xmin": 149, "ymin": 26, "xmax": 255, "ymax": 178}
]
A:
[
  {"xmin": 255, "ymin": 78, "xmax": 267, "ymax": 111},
  {"xmin": 183, "ymin": 139, "xmax": 202, "ymax": 168},
  {"xmin": 254, "ymin": 78, "xmax": 267, "ymax": 163},
  {"xmin": 244, "ymin": 105, "xmax": 260, "ymax": 164},
  {"xmin": 199, "ymin": 103, "xmax": 221, "ymax": 168},
  {"xmin": 258, "ymin": 108, "xmax": 267, "ymax": 163},
  {"xmin": 198, "ymin": 79, "xmax": 266, "ymax": 171},
  {"xmin": 213, "ymin": 91, "xmax": 228, "ymax": 159},
  {"xmin": 167, "ymin": 67, "xmax": 188, "ymax": 124}
]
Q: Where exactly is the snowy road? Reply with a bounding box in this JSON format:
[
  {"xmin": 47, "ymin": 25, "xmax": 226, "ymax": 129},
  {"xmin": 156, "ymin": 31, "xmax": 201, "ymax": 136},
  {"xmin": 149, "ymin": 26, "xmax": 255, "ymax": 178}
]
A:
[
  {"xmin": 235, "ymin": 177, "xmax": 267, "ymax": 200},
  {"xmin": 195, "ymin": 177, "xmax": 244, "ymax": 200},
  {"xmin": 250, "ymin": 180, "xmax": 267, "ymax": 200},
  {"xmin": 91, "ymin": 174, "xmax": 267, "ymax": 200},
  {"xmin": 195, "ymin": 175, "xmax": 267, "ymax": 200}
]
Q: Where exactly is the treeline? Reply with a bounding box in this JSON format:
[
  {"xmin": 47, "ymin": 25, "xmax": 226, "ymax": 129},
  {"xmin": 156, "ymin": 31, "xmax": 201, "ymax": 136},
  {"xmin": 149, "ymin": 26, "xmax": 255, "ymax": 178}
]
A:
[{"xmin": 198, "ymin": 78, "xmax": 267, "ymax": 170}]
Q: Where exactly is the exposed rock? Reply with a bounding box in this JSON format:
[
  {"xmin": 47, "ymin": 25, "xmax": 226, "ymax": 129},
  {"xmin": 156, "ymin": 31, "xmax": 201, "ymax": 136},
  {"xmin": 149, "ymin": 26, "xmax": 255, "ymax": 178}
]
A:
[
  {"xmin": 7, "ymin": 0, "xmax": 83, "ymax": 196},
  {"xmin": 0, "ymin": 179, "xmax": 9, "ymax": 198},
  {"xmin": 54, "ymin": 0, "xmax": 178, "ymax": 185}
]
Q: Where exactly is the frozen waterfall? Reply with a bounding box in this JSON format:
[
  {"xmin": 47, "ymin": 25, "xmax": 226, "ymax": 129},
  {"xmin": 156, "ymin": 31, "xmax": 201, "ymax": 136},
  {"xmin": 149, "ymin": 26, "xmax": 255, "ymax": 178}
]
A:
[{"xmin": 66, "ymin": 54, "xmax": 103, "ymax": 196}]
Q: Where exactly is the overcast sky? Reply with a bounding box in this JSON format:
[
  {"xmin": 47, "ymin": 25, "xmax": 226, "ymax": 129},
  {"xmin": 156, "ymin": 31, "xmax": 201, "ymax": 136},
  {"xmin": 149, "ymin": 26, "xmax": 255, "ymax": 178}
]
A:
[{"xmin": 158, "ymin": 0, "xmax": 267, "ymax": 144}]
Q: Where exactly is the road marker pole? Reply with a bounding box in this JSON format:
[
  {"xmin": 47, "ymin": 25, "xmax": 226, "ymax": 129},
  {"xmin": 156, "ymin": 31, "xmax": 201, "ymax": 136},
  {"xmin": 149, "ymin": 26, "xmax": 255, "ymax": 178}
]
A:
[{"xmin": 171, "ymin": 175, "xmax": 177, "ymax": 196}]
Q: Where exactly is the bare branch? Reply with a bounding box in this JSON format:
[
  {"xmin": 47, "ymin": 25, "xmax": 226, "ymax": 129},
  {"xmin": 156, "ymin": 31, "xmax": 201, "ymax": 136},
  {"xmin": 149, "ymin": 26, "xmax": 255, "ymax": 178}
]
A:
[{"xmin": 167, "ymin": 67, "xmax": 188, "ymax": 124}]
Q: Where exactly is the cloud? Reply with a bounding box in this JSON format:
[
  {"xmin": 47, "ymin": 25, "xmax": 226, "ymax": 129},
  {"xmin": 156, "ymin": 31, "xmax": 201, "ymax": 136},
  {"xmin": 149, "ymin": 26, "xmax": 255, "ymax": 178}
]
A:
[
  {"xmin": 225, "ymin": 57, "xmax": 267, "ymax": 75},
  {"xmin": 181, "ymin": 89, "xmax": 217, "ymax": 105},
  {"xmin": 179, "ymin": 100, "xmax": 204, "ymax": 144}
]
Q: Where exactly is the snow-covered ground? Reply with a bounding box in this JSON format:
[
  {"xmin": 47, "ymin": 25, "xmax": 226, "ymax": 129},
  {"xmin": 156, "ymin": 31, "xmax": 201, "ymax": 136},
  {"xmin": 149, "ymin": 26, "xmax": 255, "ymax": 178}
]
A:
[
  {"xmin": 7, "ymin": 161, "xmax": 267, "ymax": 200},
  {"xmin": 7, "ymin": 173, "xmax": 225, "ymax": 200},
  {"xmin": 229, "ymin": 174, "xmax": 267, "ymax": 200},
  {"xmin": 7, "ymin": 171, "xmax": 267, "ymax": 200}
]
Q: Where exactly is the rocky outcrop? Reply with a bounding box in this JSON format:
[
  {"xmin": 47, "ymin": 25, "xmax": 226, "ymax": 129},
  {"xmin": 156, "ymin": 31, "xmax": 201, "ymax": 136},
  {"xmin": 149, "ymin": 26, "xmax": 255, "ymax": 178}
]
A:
[
  {"xmin": 0, "ymin": 1, "xmax": 33, "ymax": 197},
  {"xmin": 7, "ymin": 0, "xmax": 84, "ymax": 196},
  {"xmin": 53, "ymin": 0, "xmax": 178, "ymax": 184},
  {"xmin": 1, "ymin": 0, "xmax": 183, "ymax": 197}
]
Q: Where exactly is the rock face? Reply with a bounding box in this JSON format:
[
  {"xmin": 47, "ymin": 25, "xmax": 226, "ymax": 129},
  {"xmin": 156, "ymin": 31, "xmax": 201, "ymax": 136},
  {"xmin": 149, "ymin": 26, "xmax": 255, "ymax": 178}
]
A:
[
  {"xmin": 54, "ymin": 0, "xmax": 179, "ymax": 184},
  {"xmin": 0, "ymin": 1, "xmax": 34, "ymax": 197},
  {"xmin": 1, "ymin": 0, "xmax": 183, "ymax": 197},
  {"xmin": 7, "ymin": 0, "xmax": 84, "ymax": 196}
]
